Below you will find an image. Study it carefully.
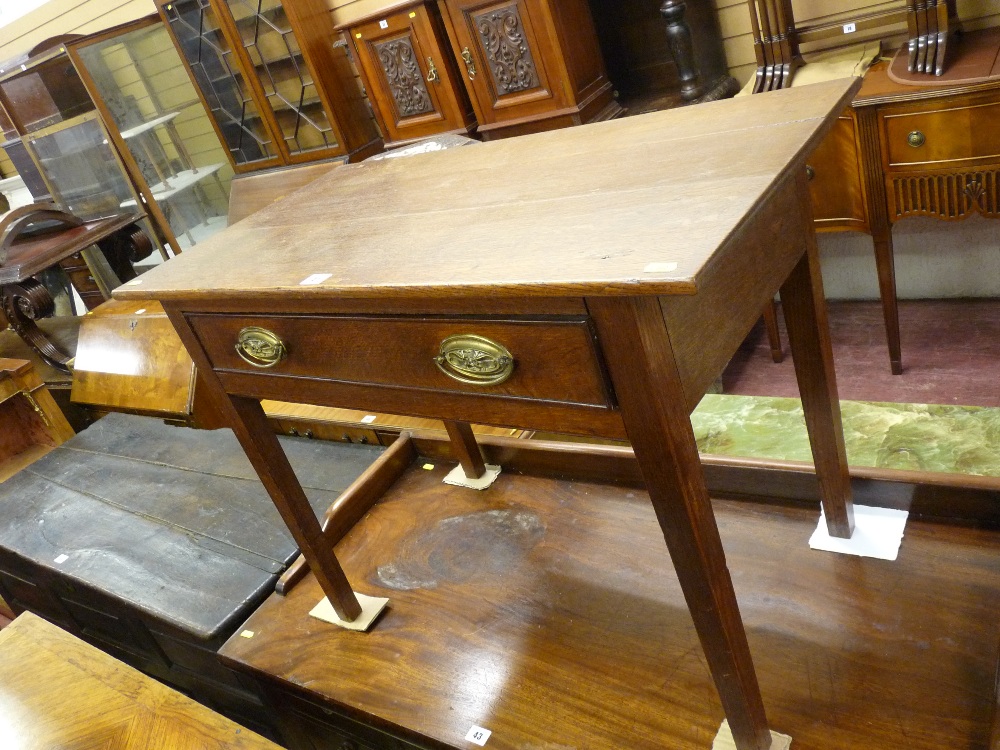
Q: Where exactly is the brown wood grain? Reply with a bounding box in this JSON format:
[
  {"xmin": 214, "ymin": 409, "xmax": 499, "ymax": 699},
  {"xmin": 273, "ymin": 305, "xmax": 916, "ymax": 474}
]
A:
[
  {"xmin": 588, "ymin": 295, "xmax": 770, "ymax": 750},
  {"xmin": 117, "ymin": 78, "xmax": 861, "ymax": 304},
  {"xmin": 228, "ymin": 162, "xmax": 342, "ymax": 226},
  {"xmin": 71, "ymin": 299, "xmax": 198, "ymax": 416},
  {"xmin": 444, "ymin": 420, "xmax": 486, "ymax": 477},
  {"xmin": 187, "ymin": 313, "xmax": 613, "ymax": 408},
  {"xmin": 0, "ymin": 612, "xmax": 281, "ymax": 749},
  {"xmin": 135, "ymin": 81, "xmax": 860, "ymax": 750},
  {"xmin": 278, "ymin": 431, "xmax": 417, "ymax": 594},
  {"xmin": 220, "ymin": 462, "xmax": 1000, "ymax": 750},
  {"xmin": 346, "ymin": 1, "xmax": 476, "ymax": 146},
  {"xmin": 778, "ymin": 178, "xmax": 854, "ymax": 538},
  {"xmin": 808, "ymin": 112, "xmax": 869, "ymax": 232}
]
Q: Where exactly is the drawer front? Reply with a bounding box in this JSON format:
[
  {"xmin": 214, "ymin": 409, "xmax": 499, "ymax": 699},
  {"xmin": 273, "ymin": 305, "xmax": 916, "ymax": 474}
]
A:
[
  {"xmin": 882, "ymin": 98, "xmax": 1000, "ymax": 169},
  {"xmin": 807, "ymin": 113, "xmax": 867, "ymax": 230},
  {"xmin": 189, "ymin": 314, "xmax": 613, "ymax": 409}
]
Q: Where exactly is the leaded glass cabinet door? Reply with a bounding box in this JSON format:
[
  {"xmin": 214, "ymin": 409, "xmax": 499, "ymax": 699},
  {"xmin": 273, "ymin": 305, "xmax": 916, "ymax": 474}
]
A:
[
  {"xmin": 159, "ymin": 0, "xmax": 282, "ymax": 170},
  {"xmin": 348, "ymin": 2, "xmax": 474, "ymax": 145},
  {"xmin": 222, "ymin": 0, "xmax": 342, "ymax": 160},
  {"xmin": 439, "ymin": 0, "xmax": 565, "ymax": 127}
]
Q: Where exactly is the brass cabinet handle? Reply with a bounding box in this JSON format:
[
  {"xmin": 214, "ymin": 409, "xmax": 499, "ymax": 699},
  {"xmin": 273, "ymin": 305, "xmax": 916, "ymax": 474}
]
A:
[
  {"xmin": 461, "ymin": 47, "xmax": 476, "ymax": 80},
  {"xmin": 426, "ymin": 56, "xmax": 439, "ymax": 83},
  {"xmin": 235, "ymin": 326, "xmax": 287, "ymax": 368},
  {"xmin": 805, "ymin": 165, "xmax": 815, "ymax": 181},
  {"xmin": 907, "ymin": 130, "xmax": 926, "ymax": 148},
  {"xmin": 434, "ymin": 334, "xmax": 513, "ymax": 385}
]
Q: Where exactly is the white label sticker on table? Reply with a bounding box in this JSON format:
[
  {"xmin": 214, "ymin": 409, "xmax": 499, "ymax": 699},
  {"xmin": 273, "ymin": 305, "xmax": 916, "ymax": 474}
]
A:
[
  {"xmin": 54, "ymin": 554, "xmax": 68, "ymax": 564},
  {"xmin": 361, "ymin": 415, "xmax": 377, "ymax": 424},
  {"xmin": 643, "ymin": 262, "xmax": 678, "ymax": 273},
  {"xmin": 465, "ymin": 726, "xmax": 491, "ymax": 746},
  {"xmin": 379, "ymin": 19, "xmax": 388, "ymax": 28},
  {"xmin": 843, "ymin": 22, "xmax": 856, "ymax": 33},
  {"xmin": 299, "ymin": 273, "xmax": 332, "ymax": 286}
]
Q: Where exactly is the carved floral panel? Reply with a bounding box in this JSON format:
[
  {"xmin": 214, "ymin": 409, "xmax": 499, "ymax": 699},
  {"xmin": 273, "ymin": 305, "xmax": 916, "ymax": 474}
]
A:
[
  {"xmin": 472, "ymin": 4, "xmax": 540, "ymax": 95},
  {"xmin": 375, "ymin": 37, "xmax": 434, "ymax": 118}
]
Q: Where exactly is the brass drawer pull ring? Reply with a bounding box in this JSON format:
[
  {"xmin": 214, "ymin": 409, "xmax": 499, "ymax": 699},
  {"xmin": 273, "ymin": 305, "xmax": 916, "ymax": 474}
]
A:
[
  {"xmin": 434, "ymin": 334, "xmax": 514, "ymax": 385},
  {"xmin": 236, "ymin": 326, "xmax": 287, "ymax": 368},
  {"xmin": 907, "ymin": 130, "xmax": 926, "ymax": 148}
]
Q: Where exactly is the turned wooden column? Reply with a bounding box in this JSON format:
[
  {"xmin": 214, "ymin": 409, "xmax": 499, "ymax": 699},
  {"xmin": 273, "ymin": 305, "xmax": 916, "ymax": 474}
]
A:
[
  {"xmin": 660, "ymin": 1, "xmax": 740, "ymax": 103},
  {"xmin": 660, "ymin": 1, "xmax": 703, "ymax": 100}
]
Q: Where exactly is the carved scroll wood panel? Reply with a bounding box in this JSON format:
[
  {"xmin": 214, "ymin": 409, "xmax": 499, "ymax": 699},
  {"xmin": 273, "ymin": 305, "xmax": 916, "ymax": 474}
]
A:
[
  {"xmin": 444, "ymin": 0, "xmax": 560, "ymax": 124},
  {"xmin": 472, "ymin": 4, "xmax": 540, "ymax": 96},
  {"xmin": 889, "ymin": 170, "xmax": 1000, "ymax": 220},
  {"xmin": 374, "ymin": 35, "xmax": 435, "ymax": 119}
]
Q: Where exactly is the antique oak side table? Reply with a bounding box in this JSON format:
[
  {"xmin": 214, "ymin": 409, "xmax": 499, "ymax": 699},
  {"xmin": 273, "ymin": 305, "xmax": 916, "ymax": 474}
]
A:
[{"xmin": 117, "ymin": 76, "xmax": 860, "ymax": 750}]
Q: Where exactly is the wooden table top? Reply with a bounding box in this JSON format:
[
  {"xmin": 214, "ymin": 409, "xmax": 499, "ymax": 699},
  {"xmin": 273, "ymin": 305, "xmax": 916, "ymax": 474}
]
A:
[
  {"xmin": 0, "ymin": 612, "xmax": 280, "ymax": 749},
  {"xmin": 117, "ymin": 78, "xmax": 858, "ymax": 304}
]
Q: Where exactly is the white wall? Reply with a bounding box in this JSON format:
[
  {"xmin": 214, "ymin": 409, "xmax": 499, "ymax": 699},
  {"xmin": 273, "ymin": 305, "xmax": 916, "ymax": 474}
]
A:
[{"xmin": 818, "ymin": 215, "xmax": 1000, "ymax": 299}]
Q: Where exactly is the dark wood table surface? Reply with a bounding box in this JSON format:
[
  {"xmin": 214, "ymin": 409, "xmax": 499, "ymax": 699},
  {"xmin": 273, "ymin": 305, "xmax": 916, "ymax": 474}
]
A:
[{"xmin": 117, "ymin": 76, "xmax": 860, "ymax": 750}]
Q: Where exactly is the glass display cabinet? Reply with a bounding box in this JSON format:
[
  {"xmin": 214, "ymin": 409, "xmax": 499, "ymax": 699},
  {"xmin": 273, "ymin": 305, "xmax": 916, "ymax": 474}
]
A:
[
  {"xmin": 155, "ymin": 0, "xmax": 383, "ymax": 172},
  {"xmin": 0, "ymin": 46, "xmax": 145, "ymax": 225},
  {"xmin": 67, "ymin": 16, "xmax": 235, "ymax": 252}
]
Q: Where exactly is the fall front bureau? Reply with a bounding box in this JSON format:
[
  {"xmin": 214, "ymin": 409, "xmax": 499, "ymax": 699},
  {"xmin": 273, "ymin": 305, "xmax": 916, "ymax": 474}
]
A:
[{"xmin": 117, "ymin": 76, "xmax": 860, "ymax": 750}]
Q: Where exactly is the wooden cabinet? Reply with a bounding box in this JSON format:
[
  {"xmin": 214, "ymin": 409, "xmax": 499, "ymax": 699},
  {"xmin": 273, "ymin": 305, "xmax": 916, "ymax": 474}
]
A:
[
  {"xmin": 66, "ymin": 16, "xmax": 235, "ymax": 255},
  {"xmin": 806, "ymin": 111, "xmax": 869, "ymax": 234},
  {"xmin": 346, "ymin": 1, "xmax": 475, "ymax": 146},
  {"xmin": 156, "ymin": 0, "xmax": 382, "ymax": 171},
  {"xmin": 0, "ymin": 46, "xmax": 153, "ymax": 230},
  {"xmin": 876, "ymin": 88, "xmax": 1000, "ymax": 220},
  {"xmin": 437, "ymin": 0, "xmax": 622, "ymax": 139}
]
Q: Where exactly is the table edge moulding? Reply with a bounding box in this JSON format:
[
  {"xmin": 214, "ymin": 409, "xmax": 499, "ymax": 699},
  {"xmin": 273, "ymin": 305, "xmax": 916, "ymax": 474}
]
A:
[{"xmin": 115, "ymin": 76, "xmax": 861, "ymax": 750}]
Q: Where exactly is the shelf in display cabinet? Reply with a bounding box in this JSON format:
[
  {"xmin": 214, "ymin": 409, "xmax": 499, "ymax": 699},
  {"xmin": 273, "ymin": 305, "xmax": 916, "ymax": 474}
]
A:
[{"xmin": 120, "ymin": 163, "xmax": 225, "ymax": 207}]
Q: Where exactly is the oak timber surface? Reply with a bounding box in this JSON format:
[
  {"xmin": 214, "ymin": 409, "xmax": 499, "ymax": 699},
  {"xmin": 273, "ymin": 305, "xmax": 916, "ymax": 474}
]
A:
[
  {"xmin": 0, "ymin": 413, "xmax": 382, "ymax": 638},
  {"xmin": 221, "ymin": 460, "xmax": 1000, "ymax": 750},
  {"xmin": 117, "ymin": 78, "xmax": 859, "ymax": 303},
  {"xmin": 0, "ymin": 612, "xmax": 280, "ymax": 750}
]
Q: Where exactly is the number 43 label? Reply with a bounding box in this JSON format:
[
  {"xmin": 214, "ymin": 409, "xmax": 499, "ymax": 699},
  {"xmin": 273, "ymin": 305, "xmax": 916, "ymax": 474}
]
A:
[{"xmin": 465, "ymin": 725, "xmax": 492, "ymax": 746}]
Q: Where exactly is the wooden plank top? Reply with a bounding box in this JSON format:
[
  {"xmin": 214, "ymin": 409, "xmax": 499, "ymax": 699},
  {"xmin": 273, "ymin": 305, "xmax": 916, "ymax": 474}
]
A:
[
  {"xmin": 220, "ymin": 460, "xmax": 1000, "ymax": 749},
  {"xmin": 0, "ymin": 413, "xmax": 382, "ymax": 638},
  {"xmin": 117, "ymin": 78, "xmax": 859, "ymax": 304},
  {"xmin": 0, "ymin": 612, "xmax": 281, "ymax": 749}
]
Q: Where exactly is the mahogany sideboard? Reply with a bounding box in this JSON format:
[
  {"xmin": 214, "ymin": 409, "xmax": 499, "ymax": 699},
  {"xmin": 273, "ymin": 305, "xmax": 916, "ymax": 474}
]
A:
[
  {"xmin": 117, "ymin": 77, "xmax": 859, "ymax": 750},
  {"xmin": 805, "ymin": 27, "xmax": 1000, "ymax": 374}
]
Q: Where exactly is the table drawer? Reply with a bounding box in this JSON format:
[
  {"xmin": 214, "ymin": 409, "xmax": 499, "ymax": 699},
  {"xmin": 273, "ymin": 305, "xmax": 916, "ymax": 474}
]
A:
[
  {"xmin": 882, "ymin": 98, "xmax": 1000, "ymax": 169},
  {"xmin": 188, "ymin": 314, "xmax": 614, "ymax": 409}
]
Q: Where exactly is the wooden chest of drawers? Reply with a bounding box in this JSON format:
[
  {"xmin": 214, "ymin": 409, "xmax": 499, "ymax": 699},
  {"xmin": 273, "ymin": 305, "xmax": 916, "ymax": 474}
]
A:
[{"xmin": 0, "ymin": 412, "xmax": 382, "ymax": 739}]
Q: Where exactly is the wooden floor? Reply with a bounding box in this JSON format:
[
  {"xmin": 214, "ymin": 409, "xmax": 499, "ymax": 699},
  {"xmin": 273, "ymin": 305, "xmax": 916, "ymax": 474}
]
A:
[
  {"xmin": 725, "ymin": 298, "xmax": 1000, "ymax": 407},
  {"xmin": 221, "ymin": 461, "xmax": 1000, "ymax": 750}
]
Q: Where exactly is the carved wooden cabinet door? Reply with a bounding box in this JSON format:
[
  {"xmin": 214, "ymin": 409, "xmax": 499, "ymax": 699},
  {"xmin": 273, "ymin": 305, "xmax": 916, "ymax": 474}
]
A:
[
  {"xmin": 438, "ymin": 0, "xmax": 568, "ymax": 128},
  {"xmin": 349, "ymin": 3, "xmax": 475, "ymax": 145}
]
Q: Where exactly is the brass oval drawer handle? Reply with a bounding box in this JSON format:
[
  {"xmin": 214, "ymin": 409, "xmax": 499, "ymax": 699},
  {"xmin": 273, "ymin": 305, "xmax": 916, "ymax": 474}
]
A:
[
  {"xmin": 434, "ymin": 334, "xmax": 514, "ymax": 386},
  {"xmin": 235, "ymin": 326, "xmax": 287, "ymax": 368},
  {"xmin": 907, "ymin": 130, "xmax": 926, "ymax": 148},
  {"xmin": 805, "ymin": 165, "xmax": 815, "ymax": 181}
]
